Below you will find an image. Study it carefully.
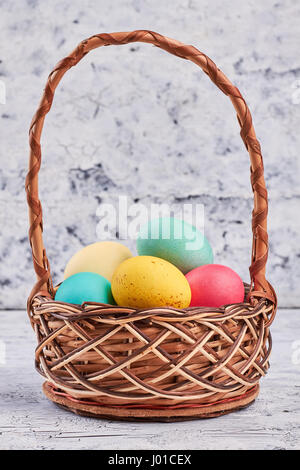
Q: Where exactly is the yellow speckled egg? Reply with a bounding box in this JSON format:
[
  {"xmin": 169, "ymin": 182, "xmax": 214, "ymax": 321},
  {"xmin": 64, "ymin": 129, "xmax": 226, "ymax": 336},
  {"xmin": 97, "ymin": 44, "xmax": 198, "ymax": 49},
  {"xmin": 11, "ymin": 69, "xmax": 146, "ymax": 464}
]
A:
[
  {"xmin": 64, "ymin": 241, "xmax": 133, "ymax": 282},
  {"xmin": 111, "ymin": 256, "xmax": 191, "ymax": 309}
]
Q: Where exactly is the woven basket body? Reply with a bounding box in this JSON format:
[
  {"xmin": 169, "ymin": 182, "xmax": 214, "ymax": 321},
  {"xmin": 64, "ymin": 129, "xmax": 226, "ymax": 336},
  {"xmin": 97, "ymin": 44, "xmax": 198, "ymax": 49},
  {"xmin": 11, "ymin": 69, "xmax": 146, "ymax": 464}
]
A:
[{"xmin": 26, "ymin": 30, "xmax": 277, "ymax": 421}]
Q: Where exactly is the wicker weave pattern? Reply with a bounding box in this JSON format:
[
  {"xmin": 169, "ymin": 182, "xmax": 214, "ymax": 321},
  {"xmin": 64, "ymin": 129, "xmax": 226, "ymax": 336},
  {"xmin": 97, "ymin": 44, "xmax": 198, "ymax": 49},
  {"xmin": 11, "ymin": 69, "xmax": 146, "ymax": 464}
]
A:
[
  {"xmin": 26, "ymin": 31, "xmax": 277, "ymax": 415},
  {"xmin": 29, "ymin": 285, "xmax": 274, "ymax": 405}
]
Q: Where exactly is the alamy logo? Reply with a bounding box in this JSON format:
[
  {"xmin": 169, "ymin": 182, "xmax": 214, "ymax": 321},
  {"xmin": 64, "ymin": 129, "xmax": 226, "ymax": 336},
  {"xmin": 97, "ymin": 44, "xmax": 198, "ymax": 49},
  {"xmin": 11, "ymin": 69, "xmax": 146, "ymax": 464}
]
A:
[
  {"xmin": 0, "ymin": 340, "xmax": 6, "ymax": 365},
  {"xmin": 95, "ymin": 196, "xmax": 205, "ymax": 250},
  {"xmin": 0, "ymin": 80, "xmax": 6, "ymax": 105},
  {"xmin": 291, "ymin": 80, "xmax": 300, "ymax": 105},
  {"xmin": 291, "ymin": 340, "xmax": 300, "ymax": 365}
]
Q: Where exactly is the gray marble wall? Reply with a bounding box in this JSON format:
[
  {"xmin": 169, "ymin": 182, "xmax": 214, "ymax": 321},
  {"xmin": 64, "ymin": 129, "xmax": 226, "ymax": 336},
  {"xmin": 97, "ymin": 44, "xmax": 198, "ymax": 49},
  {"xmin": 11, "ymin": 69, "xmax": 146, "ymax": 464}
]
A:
[{"xmin": 0, "ymin": 0, "xmax": 299, "ymax": 308}]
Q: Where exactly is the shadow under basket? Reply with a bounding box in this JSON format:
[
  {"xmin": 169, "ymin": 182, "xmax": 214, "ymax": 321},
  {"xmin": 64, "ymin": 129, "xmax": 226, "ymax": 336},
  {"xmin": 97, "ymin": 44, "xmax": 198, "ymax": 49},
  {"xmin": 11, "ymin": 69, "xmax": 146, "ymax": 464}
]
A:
[{"xmin": 26, "ymin": 30, "xmax": 277, "ymax": 421}]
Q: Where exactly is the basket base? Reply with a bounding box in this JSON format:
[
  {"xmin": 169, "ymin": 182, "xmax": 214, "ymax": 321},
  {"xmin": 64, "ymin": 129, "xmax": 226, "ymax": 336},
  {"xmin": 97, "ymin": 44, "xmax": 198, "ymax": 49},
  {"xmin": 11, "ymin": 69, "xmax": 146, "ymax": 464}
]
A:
[{"xmin": 42, "ymin": 382, "xmax": 259, "ymax": 422}]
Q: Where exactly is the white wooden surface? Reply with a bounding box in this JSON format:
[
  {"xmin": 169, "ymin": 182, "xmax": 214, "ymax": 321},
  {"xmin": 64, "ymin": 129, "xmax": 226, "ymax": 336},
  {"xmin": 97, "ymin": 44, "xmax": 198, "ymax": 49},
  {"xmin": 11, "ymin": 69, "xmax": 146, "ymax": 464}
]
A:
[{"xmin": 0, "ymin": 309, "xmax": 299, "ymax": 450}]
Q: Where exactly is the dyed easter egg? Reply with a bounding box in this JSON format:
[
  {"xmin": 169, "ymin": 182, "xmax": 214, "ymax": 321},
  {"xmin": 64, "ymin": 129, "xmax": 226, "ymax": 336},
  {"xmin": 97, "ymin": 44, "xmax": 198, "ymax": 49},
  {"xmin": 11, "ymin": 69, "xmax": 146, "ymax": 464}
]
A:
[
  {"xmin": 64, "ymin": 241, "xmax": 132, "ymax": 282},
  {"xmin": 111, "ymin": 256, "xmax": 191, "ymax": 309},
  {"xmin": 186, "ymin": 264, "xmax": 244, "ymax": 307},
  {"xmin": 55, "ymin": 272, "xmax": 115, "ymax": 305},
  {"xmin": 137, "ymin": 217, "xmax": 213, "ymax": 274}
]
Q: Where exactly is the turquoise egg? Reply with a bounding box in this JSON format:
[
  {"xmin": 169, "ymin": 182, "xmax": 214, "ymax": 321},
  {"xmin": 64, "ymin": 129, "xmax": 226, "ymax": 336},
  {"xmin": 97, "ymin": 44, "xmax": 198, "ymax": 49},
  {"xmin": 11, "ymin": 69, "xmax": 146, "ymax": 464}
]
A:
[
  {"xmin": 55, "ymin": 272, "xmax": 115, "ymax": 305},
  {"xmin": 137, "ymin": 217, "xmax": 213, "ymax": 274}
]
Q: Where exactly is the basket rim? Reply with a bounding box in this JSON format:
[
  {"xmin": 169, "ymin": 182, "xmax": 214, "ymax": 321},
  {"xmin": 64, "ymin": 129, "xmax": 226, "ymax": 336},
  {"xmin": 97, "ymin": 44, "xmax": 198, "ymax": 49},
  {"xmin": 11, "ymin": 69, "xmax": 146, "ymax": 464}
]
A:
[{"xmin": 29, "ymin": 290, "xmax": 276, "ymax": 328}]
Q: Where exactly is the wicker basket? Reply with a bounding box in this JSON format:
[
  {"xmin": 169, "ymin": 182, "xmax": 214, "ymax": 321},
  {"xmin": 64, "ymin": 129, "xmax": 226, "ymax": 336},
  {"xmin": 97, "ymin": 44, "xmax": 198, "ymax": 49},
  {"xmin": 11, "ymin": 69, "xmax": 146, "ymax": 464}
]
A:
[{"xmin": 26, "ymin": 30, "xmax": 277, "ymax": 421}]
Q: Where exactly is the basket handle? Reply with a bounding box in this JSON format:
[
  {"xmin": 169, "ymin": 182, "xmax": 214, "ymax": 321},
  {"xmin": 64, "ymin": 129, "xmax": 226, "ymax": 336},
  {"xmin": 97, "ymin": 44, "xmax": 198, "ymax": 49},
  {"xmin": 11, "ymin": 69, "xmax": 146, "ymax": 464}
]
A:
[{"xmin": 26, "ymin": 30, "xmax": 276, "ymax": 304}]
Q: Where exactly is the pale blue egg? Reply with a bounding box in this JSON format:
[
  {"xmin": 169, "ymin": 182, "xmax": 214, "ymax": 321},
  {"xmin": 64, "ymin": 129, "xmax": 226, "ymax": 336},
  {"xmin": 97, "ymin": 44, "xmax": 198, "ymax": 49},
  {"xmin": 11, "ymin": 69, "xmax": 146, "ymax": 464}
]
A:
[
  {"xmin": 137, "ymin": 217, "xmax": 213, "ymax": 274},
  {"xmin": 55, "ymin": 272, "xmax": 115, "ymax": 305}
]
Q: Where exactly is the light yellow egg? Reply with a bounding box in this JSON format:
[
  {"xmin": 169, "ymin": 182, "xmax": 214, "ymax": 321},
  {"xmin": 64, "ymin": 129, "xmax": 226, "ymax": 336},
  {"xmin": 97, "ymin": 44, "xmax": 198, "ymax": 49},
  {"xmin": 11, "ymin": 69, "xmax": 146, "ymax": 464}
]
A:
[
  {"xmin": 111, "ymin": 256, "xmax": 191, "ymax": 309},
  {"xmin": 64, "ymin": 241, "xmax": 133, "ymax": 282}
]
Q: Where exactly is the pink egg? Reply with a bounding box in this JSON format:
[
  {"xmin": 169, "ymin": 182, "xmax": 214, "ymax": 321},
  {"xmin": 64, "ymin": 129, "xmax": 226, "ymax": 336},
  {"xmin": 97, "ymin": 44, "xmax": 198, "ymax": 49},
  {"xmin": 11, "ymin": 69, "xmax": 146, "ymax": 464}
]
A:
[{"xmin": 185, "ymin": 264, "xmax": 245, "ymax": 307}]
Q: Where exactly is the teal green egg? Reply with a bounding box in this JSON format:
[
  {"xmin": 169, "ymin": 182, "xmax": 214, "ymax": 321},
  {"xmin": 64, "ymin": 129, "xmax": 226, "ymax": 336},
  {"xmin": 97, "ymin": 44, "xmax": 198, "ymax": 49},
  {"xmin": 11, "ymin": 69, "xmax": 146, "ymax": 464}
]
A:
[
  {"xmin": 137, "ymin": 217, "xmax": 213, "ymax": 274},
  {"xmin": 55, "ymin": 272, "xmax": 115, "ymax": 305}
]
